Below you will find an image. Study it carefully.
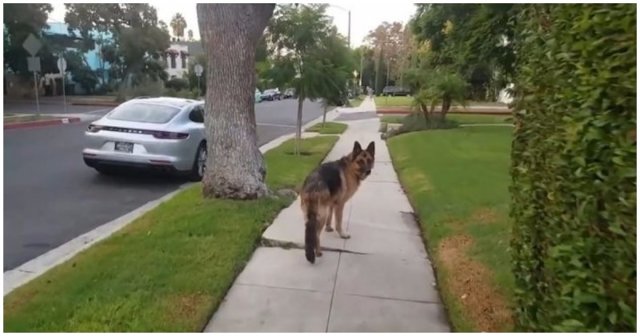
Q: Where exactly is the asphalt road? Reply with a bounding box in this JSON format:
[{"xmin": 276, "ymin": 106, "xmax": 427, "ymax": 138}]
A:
[{"xmin": 3, "ymin": 98, "xmax": 325, "ymax": 270}]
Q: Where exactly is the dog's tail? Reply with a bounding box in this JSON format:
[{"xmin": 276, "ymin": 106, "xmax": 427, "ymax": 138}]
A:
[{"xmin": 305, "ymin": 204, "xmax": 318, "ymax": 264}]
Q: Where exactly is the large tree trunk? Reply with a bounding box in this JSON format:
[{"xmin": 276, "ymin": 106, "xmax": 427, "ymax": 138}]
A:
[{"xmin": 197, "ymin": 4, "xmax": 274, "ymax": 199}]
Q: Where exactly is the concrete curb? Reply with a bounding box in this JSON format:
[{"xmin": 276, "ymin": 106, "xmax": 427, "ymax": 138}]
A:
[
  {"xmin": 3, "ymin": 183, "xmax": 194, "ymax": 296},
  {"xmin": 69, "ymin": 101, "xmax": 119, "ymax": 107},
  {"xmin": 3, "ymin": 108, "xmax": 340, "ymax": 296},
  {"xmin": 4, "ymin": 117, "xmax": 82, "ymax": 130},
  {"xmin": 258, "ymin": 108, "xmax": 340, "ymax": 153}
]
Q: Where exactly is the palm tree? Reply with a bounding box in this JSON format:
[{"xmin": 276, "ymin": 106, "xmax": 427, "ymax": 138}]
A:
[
  {"xmin": 408, "ymin": 68, "xmax": 467, "ymax": 123},
  {"xmin": 170, "ymin": 13, "xmax": 187, "ymax": 41}
]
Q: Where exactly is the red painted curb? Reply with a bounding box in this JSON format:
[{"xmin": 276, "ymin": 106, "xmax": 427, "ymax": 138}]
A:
[{"xmin": 4, "ymin": 117, "xmax": 82, "ymax": 130}]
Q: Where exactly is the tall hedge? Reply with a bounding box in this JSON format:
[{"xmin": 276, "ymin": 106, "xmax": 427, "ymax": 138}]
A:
[{"xmin": 510, "ymin": 4, "xmax": 636, "ymax": 332}]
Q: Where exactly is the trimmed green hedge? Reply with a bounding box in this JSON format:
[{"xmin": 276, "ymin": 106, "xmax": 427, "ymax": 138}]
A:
[{"xmin": 510, "ymin": 4, "xmax": 636, "ymax": 332}]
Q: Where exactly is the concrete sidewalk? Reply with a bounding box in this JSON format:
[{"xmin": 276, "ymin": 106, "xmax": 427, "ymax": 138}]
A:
[{"xmin": 205, "ymin": 97, "xmax": 450, "ymax": 332}]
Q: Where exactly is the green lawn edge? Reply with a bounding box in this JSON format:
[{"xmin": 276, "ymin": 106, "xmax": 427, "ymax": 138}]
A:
[
  {"xmin": 305, "ymin": 121, "xmax": 348, "ymax": 134},
  {"xmin": 381, "ymin": 113, "xmax": 512, "ymax": 125},
  {"xmin": 387, "ymin": 127, "xmax": 514, "ymax": 332},
  {"xmin": 4, "ymin": 136, "xmax": 339, "ymax": 332}
]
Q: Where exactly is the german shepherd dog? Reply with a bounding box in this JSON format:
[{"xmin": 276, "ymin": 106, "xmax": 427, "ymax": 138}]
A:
[{"xmin": 300, "ymin": 141, "xmax": 375, "ymax": 263}]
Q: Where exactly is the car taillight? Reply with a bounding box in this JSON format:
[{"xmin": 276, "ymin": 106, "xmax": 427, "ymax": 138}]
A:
[
  {"xmin": 152, "ymin": 131, "xmax": 189, "ymax": 140},
  {"xmin": 87, "ymin": 124, "xmax": 103, "ymax": 133}
]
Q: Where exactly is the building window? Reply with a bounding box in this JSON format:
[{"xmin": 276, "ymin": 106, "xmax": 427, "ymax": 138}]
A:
[
  {"xmin": 170, "ymin": 54, "xmax": 176, "ymax": 69},
  {"xmin": 181, "ymin": 54, "xmax": 186, "ymax": 69}
]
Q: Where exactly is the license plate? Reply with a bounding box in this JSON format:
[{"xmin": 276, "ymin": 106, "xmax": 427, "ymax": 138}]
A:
[{"xmin": 114, "ymin": 142, "xmax": 134, "ymax": 153}]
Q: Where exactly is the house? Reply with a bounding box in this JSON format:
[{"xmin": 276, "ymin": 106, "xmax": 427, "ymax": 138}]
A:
[
  {"xmin": 4, "ymin": 20, "xmax": 114, "ymax": 97},
  {"xmin": 164, "ymin": 40, "xmax": 204, "ymax": 79}
]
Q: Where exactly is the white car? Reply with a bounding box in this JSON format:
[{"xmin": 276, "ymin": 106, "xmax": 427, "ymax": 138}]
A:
[{"xmin": 82, "ymin": 97, "xmax": 207, "ymax": 180}]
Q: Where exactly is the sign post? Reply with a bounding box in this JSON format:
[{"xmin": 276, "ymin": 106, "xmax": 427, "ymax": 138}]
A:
[
  {"xmin": 57, "ymin": 56, "xmax": 68, "ymax": 114},
  {"xmin": 23, "ymin": 34, "xmax": 43, "ymax": 115},
  {"xmin": 194, "ymin": 64, "xmax": 203, "ymax": 98}
]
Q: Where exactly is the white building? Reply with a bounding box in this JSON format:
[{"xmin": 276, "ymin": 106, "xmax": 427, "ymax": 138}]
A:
[{"xmin": 165, "ymin": 43, "xmax": 190, "ymax": 79}]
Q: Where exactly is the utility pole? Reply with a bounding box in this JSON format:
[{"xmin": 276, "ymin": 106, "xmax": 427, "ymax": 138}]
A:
[{"xmin": 347, "ymin": 10, "xmax": 351, "ymax": 48}]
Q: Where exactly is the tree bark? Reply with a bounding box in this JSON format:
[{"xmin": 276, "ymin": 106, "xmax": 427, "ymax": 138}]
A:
[
  {"xmin": 322, "ymin": 103, "xmax": 327, "ymax": 126},
  {"xmin": 295, "ymin": 96, "xmax": 304, "ymax": 155},
  {"xmin": 197, "ymin": 4, "xmax": 274, "ymax": 199}
]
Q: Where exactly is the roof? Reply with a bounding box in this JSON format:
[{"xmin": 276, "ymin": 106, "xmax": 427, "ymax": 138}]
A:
[{"xmin": 171, "ymin": 41, "xmax": 205, "ymax": 57}]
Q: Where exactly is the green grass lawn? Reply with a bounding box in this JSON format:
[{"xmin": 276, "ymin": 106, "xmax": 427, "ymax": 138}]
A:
[
  {"xmin": 305, "ymin": 121, "xmax": 347, "ymax": 134},
  {"xmin": 374, "ymin": 95, "xmax": 413, "ymax": 107},
  {"xmin": 381, "ymin": 113, "xmax": 512, "ymax": 125},
  {"xmin": 388, "ymin": 126, "xmax": 514, "ymax": 332},
  {"xmin": 4, "ymin": 136, "xmax": 338, "ymax": 332},
  {"xmin": 374, "ymin": 96, "xmax": 508, "ymax": 109}
]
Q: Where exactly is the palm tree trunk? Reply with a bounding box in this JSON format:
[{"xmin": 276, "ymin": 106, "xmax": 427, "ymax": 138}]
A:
[{"xmin": 198, "ymin": 3, "xmax": 274, "ymax": 199}]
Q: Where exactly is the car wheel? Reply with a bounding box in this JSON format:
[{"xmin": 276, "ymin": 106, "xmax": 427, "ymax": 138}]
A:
[{"xmin": 190, "ymin": 142, "xmax": 207, "ymax": 181}]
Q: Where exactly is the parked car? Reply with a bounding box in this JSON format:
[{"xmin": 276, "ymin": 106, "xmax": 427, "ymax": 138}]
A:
[
  {"xmin": 255, "ymin": 88, "xmax": 263, "ymax": 103},
  {"xmin": 82, "ymin": 97, "xmax": 207, "ymax": 181},
  {"xmin": 283, "ymin": 88, "xmax": 296, "ymax": 99},
  {"xmin": 261, "ymin": 88, "xmax": 282, "ymax": 101},
  {"xmin": 382, "ymin": 86, "xmax": 411, "ymax": 96}
]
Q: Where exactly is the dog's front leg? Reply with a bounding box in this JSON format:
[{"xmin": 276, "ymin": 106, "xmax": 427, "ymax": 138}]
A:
[{"xmin": 334, "ymin": 202, "xmax": 350, "ymax": 239}]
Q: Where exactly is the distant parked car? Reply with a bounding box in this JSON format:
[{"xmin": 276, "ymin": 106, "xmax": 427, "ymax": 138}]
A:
[
  {"xmin": 255, "ymin": 88, "xmax": 263, "ymax": 103},
  {"xmin": 382, "ymin": 86, "xmax": 411, "ymax": 96},
  {"xmin": 283, "ymin": 88, "xmax": 296, "ymax": 99},
  {"xmin": 261, "ymin": 88, "xmax": 282, "ymax": 101},
  {"xmin": 82, "ymin": 97, "xmax": 207, "ymax": 181}
]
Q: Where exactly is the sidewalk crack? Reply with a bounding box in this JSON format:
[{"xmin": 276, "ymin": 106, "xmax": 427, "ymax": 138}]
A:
[{"xmin": 259, "ymin": 238, "xmax": 368, "ymax": 255}]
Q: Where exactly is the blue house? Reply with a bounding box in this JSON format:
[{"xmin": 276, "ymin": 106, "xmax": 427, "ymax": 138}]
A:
[{"xmin": 42, "ymin": 20, "xmax": 114, "ymax": 92}]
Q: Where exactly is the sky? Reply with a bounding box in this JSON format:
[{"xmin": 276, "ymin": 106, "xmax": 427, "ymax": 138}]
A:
[{"xmin": 47, "ymin": 1, "xmax": 419, "ymax": 47}]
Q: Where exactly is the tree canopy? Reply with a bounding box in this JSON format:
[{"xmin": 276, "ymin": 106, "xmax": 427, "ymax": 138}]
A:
[{"xmin": 65, "ymin": 3, "xmax": 170, "ymax": 86}]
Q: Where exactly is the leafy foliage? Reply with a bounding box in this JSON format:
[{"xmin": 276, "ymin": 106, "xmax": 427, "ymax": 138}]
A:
[
  {"xmin": 170, "ymin": 13, "xmax": 187, "ymax": 41},
  {"xmin": 267, "ymin": 4, "xmax": 352, "ymax": 103},
  {"xmin": 405, "ymin": 65, "xmax": 467, "ymax": 122},
  {"xmin": 411, "ymin": 4, "xmax": 518, "ymax": 100},
  {"xmin": 63, "ymin": 50, "xmax": 99, "ymax": 93},
  {"xmin": 3, "ymin": 4, "xmax": 53, "ymax": 77},
  {"xmin": 266, "ymin": 4, "xmax": 354, "ymax": 153},
  {"xmin": 65, "ymin": 3, "xmax": 170, "ymax": 86},
  {"xmin": 165, "ymin": 77, "xmax": 189, "ymax": 91},
  {"xmin": 363, "ymin": 21, "xmax": 411, "ymax": 93},
  {"xmin": 510, "ymin": 4, "xmax": 636, "ymax": 332}
]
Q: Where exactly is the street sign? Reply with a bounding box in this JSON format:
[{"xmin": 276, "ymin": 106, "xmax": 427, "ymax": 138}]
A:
[
  {"xmin": 57, "ymin": 56, "xmax": 67, "ymax": 73},
  {"xmin": 194, "ymin": 64, "xmax": 203, "ymax": 77},
  {"xmin": 22, "ymin": 34, "xmax": 43, "ymax": 56},
  {"xmin": 27, "ymin": 56, "xmax": 41, "ymax": 72}
]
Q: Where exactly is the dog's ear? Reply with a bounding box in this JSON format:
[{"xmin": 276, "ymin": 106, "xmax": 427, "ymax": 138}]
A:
[
  {"xmin": 352, "ymin": 141, "xmax": 363, "ymax": 155},
  {"xmin": 366, "ymin": 141, "xmax": 375, "ymax": 156}
]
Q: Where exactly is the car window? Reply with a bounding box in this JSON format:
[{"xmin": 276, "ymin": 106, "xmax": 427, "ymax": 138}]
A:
[
  {"xmin": 107, "ymin": 102, "xmax": 180, "ymax": 124},
  {"xmin": 189, "ymin": 105, "xmax": 204, "ymax": 123}
]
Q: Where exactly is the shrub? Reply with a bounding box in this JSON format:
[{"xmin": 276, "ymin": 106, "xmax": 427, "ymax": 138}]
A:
[
  {"xmin": 165, "ymin": 77, "xmax": 190, "ymax": 91},
  {"xmin": 115, "ymin": 78, "xmax": 165, "ymax": 102},
  {"xmin": 383, "ymin": 113, "xmax": 459, "ymax": 139},
  {"xmin": 510, "ymin": 4, "xmax": 636, "ymax": 332}
]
